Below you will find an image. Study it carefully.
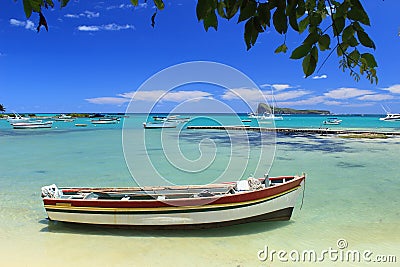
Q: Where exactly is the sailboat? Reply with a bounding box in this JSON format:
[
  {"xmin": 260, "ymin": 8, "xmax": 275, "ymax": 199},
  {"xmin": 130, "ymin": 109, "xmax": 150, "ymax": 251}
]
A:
[{"xmin": 248, "ymin": 88, "xmax": 283, "ymax": 121}]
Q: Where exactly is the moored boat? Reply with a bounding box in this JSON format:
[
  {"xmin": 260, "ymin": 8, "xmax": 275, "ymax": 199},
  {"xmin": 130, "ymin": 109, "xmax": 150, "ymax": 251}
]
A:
[
  {"xmin": 7, "ymin": 113, "xmax": 30, "ymax": 124},
  {"xmin": 54, "ymin": 114, "xmax": 74, "ymax": 122},
  {"xmin": 143, "ymin": 121, "xmax": 179, "ymax": 129},
  {"xmin": 323, "ymin": 118, "xmax": 342, "ymax": 125},
  {"xmin": 41, "ymin": 174, "xmax": 305, "ymax": 229},
  {"xmin": 91, "ymin": 119, "xmax": 118, "ymax": 124},
  {"xmin": 12, "ymin": 120, "xmax": 53, "ymax": 129},
  {"xmin": 379, "ymin": 113, "xmax": 400, "ymax": 121}
]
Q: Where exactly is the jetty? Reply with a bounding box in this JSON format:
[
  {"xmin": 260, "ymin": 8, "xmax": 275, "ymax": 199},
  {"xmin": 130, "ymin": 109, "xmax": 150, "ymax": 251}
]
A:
[{"xmin": 186, "ymin": 126, "xmax": 400, "ymax": 136}]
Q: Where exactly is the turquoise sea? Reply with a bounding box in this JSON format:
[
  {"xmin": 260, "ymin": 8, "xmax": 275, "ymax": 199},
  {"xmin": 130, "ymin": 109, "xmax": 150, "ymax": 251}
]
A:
[{"xmin": 0, "ymin": 114, "xmax": 399, "ymax": 266}]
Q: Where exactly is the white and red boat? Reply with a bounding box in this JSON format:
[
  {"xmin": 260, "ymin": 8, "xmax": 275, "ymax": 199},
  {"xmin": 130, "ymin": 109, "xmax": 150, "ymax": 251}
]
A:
[{"xmin": 41, "ymin": 174, "xmax": 305, "ymax": 229}]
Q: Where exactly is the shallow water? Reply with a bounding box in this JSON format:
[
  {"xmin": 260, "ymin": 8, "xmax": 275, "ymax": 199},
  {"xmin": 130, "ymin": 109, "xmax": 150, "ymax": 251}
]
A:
[{"xmin": 0, "ymin": 115, "xmax": 399, "ymax": 266}]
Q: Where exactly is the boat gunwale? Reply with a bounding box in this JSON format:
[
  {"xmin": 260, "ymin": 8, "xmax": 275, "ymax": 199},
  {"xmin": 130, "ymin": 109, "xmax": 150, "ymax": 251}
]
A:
[{"xmin": 43, "ymin": 175, "xmax": 305, "ymax": 209}]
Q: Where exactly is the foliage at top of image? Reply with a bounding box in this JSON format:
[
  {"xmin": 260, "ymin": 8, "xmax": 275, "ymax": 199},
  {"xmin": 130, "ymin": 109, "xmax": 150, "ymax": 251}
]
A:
[{"xmin": 18, "ymin": 0, "xmax": 378, "ymax": 84}]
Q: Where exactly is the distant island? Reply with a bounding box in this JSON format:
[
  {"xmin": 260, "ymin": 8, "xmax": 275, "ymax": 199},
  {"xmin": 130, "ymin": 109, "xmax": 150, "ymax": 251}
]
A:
[{"xmin": 257, "ymin": 103, "xmax": 330, "ymax": 115}]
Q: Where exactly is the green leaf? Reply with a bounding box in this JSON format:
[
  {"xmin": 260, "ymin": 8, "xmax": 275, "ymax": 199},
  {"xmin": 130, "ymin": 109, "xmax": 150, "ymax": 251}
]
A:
[
  {"xmin": 310, "ymin": 45, "xmax": 318, "ymax": 63},
  {"xmin": 298, "ymin": 16, "xmax": 309, "ymax": 33},
  {"xmin": 253, "ymin": 16, "xmax": 264, "ymax": 33},
  {"xmin": 130, "ymin": 0, "xmax": 139, "ymax": 6},
  {"xmin": 273, "ymin": 7, "xmax": 287, "ymax": 34},
  {"xmin": 203, "ymin": 10, "xmax": 218, "ymax": 31},
  {"xmin": 288, "ymin": 13, "xmax": 299, "ymax": 31},
  {"xmin": 45, "ymin": 0, "xmax": 54, "ymax": 8},
  {"xmin": 318, "ymin": 34, "xmax": 330, "ymax": 51},
  {"xmin": 357, "ymin": 31, "xmax": 376, "ymax": 49},
  {"xmin": 225, "ymin": 0, "xmax": 241, "ymax": 19},
  {"xmin": 347, "ymin": 35, "xmax": 359, "ymax": 47},
  {"xmin": 22, "ymin": 0, "xmax": 33, "ymax": 18},
  {"xmin": 348, "ymin": 49, "xmax": 360, "ymax": 67},
  {"xmin": 196, "ymin": 0, "xmax": 209, "ymax": 21},
  {"xmin": 296, "ymin": 0, "xmax": 306, "ymax": 17},
  {"xmin": 244, "ymin": 17, "xmax": 259, "ymax": 50},
  {"xmin": 257, "ymin": 3, "xmax": 270, "ymax": 27},
  {"xmin": 333, "ymin": 16, "xmax": 345, "ymax": 36},
  {"xmin": 348, "ymin": 0, "xmax": 370, "ymax": 26},
  {"xmin": 25, "ymin": 0, "xmax": 41, "ymax": 13},
  {"xmin": 275, "ymin": 43, "xmax": 288, "ymax": 54},
  {"xmin": 309, "ymin": 13, "xmax": 322, "ymax": 27},
  {"xmin": 337, "ymin": 42, "xmax": 349, "ymax": 56},
  {"xmin": 304, "ymin": 31, "xmax": 319, "ymax": 46},
  {"xmin": 302, "ymin": 53, "xmax": 317, "ymax": 77},
  {"xmin": 238, "ymin": 0, "xmax": 257, "ymax": 23},
  {"xmin": 361, "ymin": 53, "xmax": 378, "ymax": 68},
  {"xmin": 342, "ymin": 25, "xmax": 355, "ymax": 41},
  {"xmin": 217, "ymin": 2, "xmax": 226, "ymax": 18},
  {"xmin": 153, "ymin": 0, "xmax": 165, "ymax": 10},
  {"xmin": 290, "ymin": 44, "xmax": 312, "ymax": 59},
  {"xmin": 60, "ymin": 0, "xmax": 70, "ymax": 8}
]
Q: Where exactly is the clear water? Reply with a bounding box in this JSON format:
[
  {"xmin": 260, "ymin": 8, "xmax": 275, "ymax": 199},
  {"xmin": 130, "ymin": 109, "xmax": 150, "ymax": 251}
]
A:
[{"xmin": 0, "ymin": 115, "xmax": 399, "ymax": 266}]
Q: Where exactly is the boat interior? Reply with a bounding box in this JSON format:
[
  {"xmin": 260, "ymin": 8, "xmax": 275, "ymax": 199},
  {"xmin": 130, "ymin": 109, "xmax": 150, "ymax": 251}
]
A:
[{"xmin": 43, "ymin": 176, "xmax": 299, "ymax": 201}]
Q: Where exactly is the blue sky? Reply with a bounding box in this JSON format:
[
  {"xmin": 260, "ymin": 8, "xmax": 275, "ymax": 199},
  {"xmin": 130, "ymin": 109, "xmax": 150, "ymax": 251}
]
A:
[{"xmin": 0, "ymin": 0, "xmax": 399, "ymax": 114}]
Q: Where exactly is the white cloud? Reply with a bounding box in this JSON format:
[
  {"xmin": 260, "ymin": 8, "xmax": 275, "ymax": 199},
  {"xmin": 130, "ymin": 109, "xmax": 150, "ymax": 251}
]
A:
[
  {"xmin": 107, "ymin": 3, "xmax": 147, "ymax": 10},
  {"xmin": 279, "ymin": 96, "xmax": 327, "ymax": 106},
  {"xmin": 65, "ymin": 14, "xmax": 80, "ymax": 18},
  {"xmin": 103, "ymin": 23, "xmax": 134, "ymax": 31},
  {"xmin": 273, "ymin": 90, "xmax": 312, "ymax": 101},
  {"xmin": 357, "ymin": 94, "xmax": 394, "ymax": 101},
  {"xmin": 221, "ymin": 88, "xmax": 266, "ymax": 103},
  {"xmin": 222, "ymin": 87, "xmax": 310, "ymax": 103},
  {"xmin": 85, "ymin": 97, "xmax": 130, "ymax": 105},
  {"xmin": 10, "ymin": 19, "xmax": 24, "ymax": 27},
  {"xmin": 312, "ymin": 74, "xmax": 328, "ymax": 79},
  {"xmin": 77, "ymin": 23, "xmax": 134, "ymax": 32},
  {"xmin": 9, "ymin": 19, "xmax": 35, "ymax": 31},
  {"xmin": 78, "ymin": 25, "xmax": 100, "ymax": 31},
  {"xmin": 259, "ymin": 83, "xmax": 271, "ymax": 88},
  {"xmin": 83, "ymin": 11, "xmax": 100, "ymax": 18},
  {"xmin": 272, "ymin": 84, "xmax": 292, "ymax": 91},
  {"xmin": 383, "ymin": 84, "xmax": 400, "ymax": 94},
  {"xmin": 260, "ymin": 83, "xmax": 296, "ymax": 91},
  {"xmin": 119, "ymin": 90, "xmax": 212, "ymax": 102},
  {"xmin": 65, "ymin": 10, "xmax": 100, "ymax": 19},
  {"xmin": 87, "ymin": 90, "xmax": 213, "ymax": 105},
  {"xmin": 324, "ymin": 87, "xmax": 374, "ymax": 99}
]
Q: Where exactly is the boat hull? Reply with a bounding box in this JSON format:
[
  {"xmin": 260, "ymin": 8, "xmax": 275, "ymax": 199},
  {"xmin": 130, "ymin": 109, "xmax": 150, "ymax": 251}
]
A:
[
  {"xmin": 43, "ymin": 177, "xmax": 304, "ymax": 229},
  {"xmin": 13, "ymin": 121, "xmax": 53, "ymax": 129}
]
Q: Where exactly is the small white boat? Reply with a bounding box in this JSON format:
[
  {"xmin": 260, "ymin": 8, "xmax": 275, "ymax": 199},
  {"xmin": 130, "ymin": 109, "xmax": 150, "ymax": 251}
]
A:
[
  {"xmin": 41, "ymin": 174, "xmax": 306, "ymax": 229},
  {"xmin": 143, "ymin": 121, "xmax": 178, "ymax": 129},
  {"xmin": 54, "ymin": 114, "xmax": 74, "ymax": 122},
  {"xmin": 153, "ymin": 115, "xmax": 190, "ymax": 123},
  {"xmin": 379, "ymin": 113, "xmax": 400, "ymax": 121},
  {"xmin": 91, "ymin": 119, "xmax": 118, "ymax": 124},
  {"xmin": 323, "ymin": 118, "xmax": 342, "ymax": 125},
  {"xmin": 249, "ymin": 113, "xmax": 283, "ymax": 120},
  {"xmin": 7, "ymin": 113, "xmax": 30, "ymax": 124},
  {"xmin": 12, "ymin": 121, "xmax": 53, "ymax": 129}
]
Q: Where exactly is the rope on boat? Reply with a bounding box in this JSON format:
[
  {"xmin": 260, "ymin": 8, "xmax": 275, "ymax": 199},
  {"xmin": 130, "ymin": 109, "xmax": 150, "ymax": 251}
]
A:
[{"xmin": 300, "ymin": 176, "xmax": 306, "ymax": 210}]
